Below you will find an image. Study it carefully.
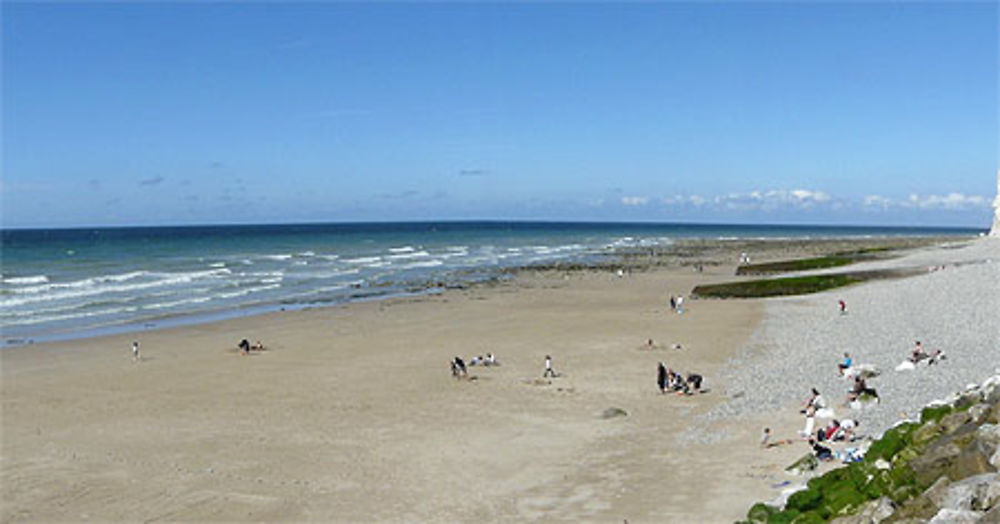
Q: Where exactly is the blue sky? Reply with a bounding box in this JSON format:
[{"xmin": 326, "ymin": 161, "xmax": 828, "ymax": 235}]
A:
[{"xmin": 3, "ymin": 3, "xmax": 997, "ymax": 228}]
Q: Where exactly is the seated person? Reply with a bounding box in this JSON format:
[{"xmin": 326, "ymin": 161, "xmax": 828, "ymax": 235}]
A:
[
  {"xmin": 251, "ymin": 340, "xmax": 265, "ymax": 350},
  {"xmin": 910, "ymin": 341, "xmax": 927, "ymax": 363},
  {"xmin": 846, "ymin": 376, "xmax": 879, "ymax": 403},
  {"xmin": 485, "ymin": 353, "xmax": 497, "ymax": 366},
  {"xmin": 686, "ymin": 373, "xmax": 703, "ymax": 391},
  {"xmin": 817, "ymin": 420, "xmax": 840, "ymax": 442},
  {"xmin": 468, "ymin": 356, "xmax": 483, "ymax": 366},
  {"xmin": 834, "ymin": 419, "xmax": 859, "ymax": 441},
  {"xmin": 238, "ymin": 338, "xmax": 250, "ymax": 355},
  {"xmin": 809, "ymin": 438, "xmax": 834, "ymax": 461},
  {"xmin": 837, "ymin": 353, "xmax": 852, "ymax": 375}
]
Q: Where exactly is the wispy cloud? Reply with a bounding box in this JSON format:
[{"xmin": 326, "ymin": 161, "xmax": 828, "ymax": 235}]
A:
[
  {"xmin": 458, "ymin": 169, "xmax": 490, "ymax": 176},
  {"xmin": 139, "ymin": 176, "xmax": 164, "ymax": 186},
  {"xmin": 862, "ymin": 192, "xmax": 990, "ymax": 211},
  {"xmin": 621, "ymin": 196, "xmax": 650, "ymax": 206}
]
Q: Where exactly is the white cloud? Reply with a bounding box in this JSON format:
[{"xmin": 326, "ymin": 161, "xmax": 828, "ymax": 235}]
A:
[
  {"xmin": 621, "ymin": 196, "xmax": 649, "ymax": 206},
  {"xmin": 863, "ymin": 193, "xmax": 989, "ymax": 211}
]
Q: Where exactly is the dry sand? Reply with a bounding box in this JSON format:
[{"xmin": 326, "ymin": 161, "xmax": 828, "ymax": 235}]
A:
[{"xmin": 0, "ymin": 237, "xmax": 968, "ymax": 522}]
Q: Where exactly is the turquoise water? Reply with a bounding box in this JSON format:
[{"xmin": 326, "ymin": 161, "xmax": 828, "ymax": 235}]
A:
[{"xmin": 0, "ymin": 221, "xmax": 982, "ymax": 345}]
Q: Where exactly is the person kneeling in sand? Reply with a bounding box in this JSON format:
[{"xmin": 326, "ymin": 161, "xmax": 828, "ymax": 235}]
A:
[
  {"xmin": 837, "ymin": 352, "xmax": 852, "ymax": 376},
  {"xmin": 846, "ymin": 376, "xmax": 879, "ymax": 405}
]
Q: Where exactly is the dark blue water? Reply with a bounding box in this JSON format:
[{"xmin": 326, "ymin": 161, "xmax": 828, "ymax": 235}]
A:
[{"xmin": 0, "ymin": 221, "xmax": 982, "ymax": 345}]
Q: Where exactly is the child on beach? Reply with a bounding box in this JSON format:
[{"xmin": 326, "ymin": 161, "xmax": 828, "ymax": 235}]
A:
[
  {"xmin": 838, "ymin": 300, "xmax": 847, "ymax": 315},
  {"xmin": 543, "ymin": 355, "xmax": 556, "ymax": 378},
  {"xmin": 837, "ymin": 352, "xmax": 852, "ymax": 375},
  {"xmin": 131, "ymin": 341, "xmax": 140, "ymax": 362}
]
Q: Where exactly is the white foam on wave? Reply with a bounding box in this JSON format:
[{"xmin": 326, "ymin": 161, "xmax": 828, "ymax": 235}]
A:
[
  {"xmin": 400, "ymin": 260, "xmax": 444, "ymax": 269},
  {"xmin": 261, "ymin": 254, "xmax": 294, "ymax": 261},
  {"xmin": 2, "ymin": 275, "xmax": 50, "ymax": 285},
  {"xmin": 142, "ymin": 295, "xmax": 214, "ymax": 310},
  {"xmin": 389, "ymin": 246, "xmax": 417, "ymax": 253},
  {"xmin": 8, "ymin": 271, "xmax": 151, "ymax": 296},
  {"xmin": 216, "ymin": 284, "xmax": 281, "ymax": 300},
  {"xmin": 387, "ymin": 250, "xmax": 430, "ymax": 260},
  {"xmin": 209, "ymin": 262, "xmax": 226, "ymax": 268},
  {"xmin": 0, "ymin": 269, "xmax": 231, "ymax": 308},
  {"xmin": 344, "ymin": 256, "xmax": 382, "ymax": 264},
  {"xmin": 12, "ymin": 305, "xmax": 140, "ymax": 326}
]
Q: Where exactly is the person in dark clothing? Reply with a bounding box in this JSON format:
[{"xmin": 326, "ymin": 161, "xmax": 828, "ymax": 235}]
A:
[
  {"xmin": 238, "ymin": 339, "xmax": 250, "ymax": 355},
  {"xmin": 453, "ymin": 357, "xmax": 467, "ymax": 377},
  {"xmin": 687, "ymin": 373, "xmax": 703, "ymax": 391},
  {"xmin": 657, "ymin": 362, "xmax": 668, "ymax": 393},
  {"xmin": 809, "ymin": 438, "xmax": 834, "ymax": 461}
]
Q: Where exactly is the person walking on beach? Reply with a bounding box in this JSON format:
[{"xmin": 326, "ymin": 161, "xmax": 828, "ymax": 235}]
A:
[
  {"xmin": 838, "ymin": 300, "xmax": 847, "ymax": 315},
  {"xmin": 657, "ymin": 362, "xmax": 668, "ymax": 393},
  {"xmin": 543, "ymin": 355, "xmax": 556, "ymax": 378},
  {"xmin": 669, "ymin": 295, "xmax": 677, "ymax": 311},
  {"xmin": 675, "ymin": 295, "xmax": 684, "ymax": 314},
  {"xmin": 131, "ymin": 340, "xmax": 140, "ymax": 363}
]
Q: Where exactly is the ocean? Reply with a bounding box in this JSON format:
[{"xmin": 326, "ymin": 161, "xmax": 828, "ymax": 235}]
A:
[{"xmin": 0, "ymin": 221, "xmax": 982, "ymax": 346}]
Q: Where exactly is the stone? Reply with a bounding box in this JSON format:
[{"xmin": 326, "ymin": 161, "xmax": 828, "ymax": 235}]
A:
[
  {"xmin": 956, "ymin": 391, "xmax": 981, "ymax": 410},
  {"xmin": 874, "ymin": 458, "xmax": 891, "ymax": 470},
  {"xmin": 786, "ymin": 453, "xmax": 819, "ymax": 475},
  {"xmin": 970, "ymin": 404, "xmax": 993, "ymax": 425},
  {"xmin": 979, "ymin": 424, "xmax": 1000, "ymax": 456},
  {"xmin": 949, "ymin": 445, "xmax": 997, "ymax": 481},
  {"xmin": 600, "ymin": 407, "xmax": 628, "ymax": 419},
  {"xmin": 829, "ymin": 496, "xmax": 895, "ymax": 524},
  {"xmin": 912, "ymin": 421, "xmax": 943, "ymax": 447},
  {"xmin": 940, "ymin": 411, "xmax": 974, "ymax": 434},
  {"xmin": 928, "ymin": 508, "xmax": 984, "ymax": 523},
  {"xmin": 936, "ymin": 473, "xmax": 1000, "ymax": 511},
  {"xmin": 982, "ymin": 376, "xmax": 1000, "ymax": 404},
  {"xmin": 923, "ymin": 476, "xmax": 952, "ymax": 508},
  {"xmin": 893, "ymin": 494, "xmax": 939, "ymax": 520},
  {"xmin": 982, "ymin": 503, "xmax": 1000, "ymax": 524},
  {"xmin": 910, "ymin": 440, "xmax": 963, "ymax": 487}
]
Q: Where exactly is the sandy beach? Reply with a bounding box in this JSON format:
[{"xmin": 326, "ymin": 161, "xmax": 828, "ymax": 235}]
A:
[{"xmin": 2, "ymin": 236, "xmax": 993, "ymax": 522}]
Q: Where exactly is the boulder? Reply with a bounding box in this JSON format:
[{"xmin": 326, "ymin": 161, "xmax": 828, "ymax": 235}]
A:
[
  {"xmin": 786, "ymin": 453, "xmax": 819, "ymax": 475},
  {"xmin": 970, "ymin": 403, "xmax": 993, "ymax": 425},
  {"xmin": 912, "ymin": 421, "xmax": 943, "ymax": 447},
  {"xmin": 829, "ymin": 496, "xmax": 894, "ymax": 524},
  {"xmin": 948, "ymin": 445, "xmax": 997, "ymax": 481},
  {"xmin": 922, "ymin": 476, "xmax": 952, "ymax": 508},
  {"xmin": 982, "ymin": 375, "xmax": 1000, "ymax": 404},
  {"xmin": 928, "ymin": 508, "xmax": 984, "ymax": 523},
  {"xmin": 978, "ymin": 424, "xmax": 1000, "ymax": 456},
  {"xmin": 955, "ymin": 391, "xmax": 981, "ymax": 410},
  {"xmin": 892, "ymin": 493, "xmax": 939, "ymax": 520},
  {"xmin": 934, "ymin": 473, "xmax": 1000, "ymax": 511},
  {"xmin": 981, "ymin": 503, "xmax": 1000, "ymax": 524},
  {"xmin": 940, "ymin": 411, "xmax": 974, "ymax": 434},
  {"xmin": 909, "ymin": 440, "xmax": 963, "ymax": 487}
]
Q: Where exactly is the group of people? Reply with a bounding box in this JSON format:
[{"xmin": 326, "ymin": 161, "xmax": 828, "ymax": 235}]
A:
[
  {"xmin": 668, "ymin": 295, "xmax": 685, "ymax": 314},
  {"xmin": 451, "ymin": 353, "xmax": 501, "ymax": 378},
  {"xmin": 909, "ymin": 340, "xmax": 944, "ymax": 365},
  {"xmin": 657, "ymin": 362, "xmax": 703, "ymax": 395},
  {"xmin": 237, "ymin": 338, "xmax": 265, "ymax": 355}
]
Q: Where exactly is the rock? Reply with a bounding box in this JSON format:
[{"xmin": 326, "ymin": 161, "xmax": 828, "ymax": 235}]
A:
[
  {"xmin": 979, "ymin": 424, "xmax": 1000, "ymax": 455},
  {"xmin": 829, "ymin": 496, "xmax": 895, "ymax": 524},
  {"xmin": 874, "ymin": 458, "xmax": 891, "ymax": 470},
  {"xmin": 949, "ymin": 445, "xmax": 997, "ymax": 481},
  {"xmin": 600, "ymin": 407, "xmax": 628, "ymax": 419},
  {"xmin": 981, "ymin": 503, "xmax": 1000, "ymax": 524},
  {"xmin": 910, "ymin": 440, "xmax": 963, "ymax": 487},
  {"xmin": 928, "ymin": 508, "xmax": 984, "ymax": 523},
  {"xmin": 970, "ymin": 403, "xmax": 993, "ymax": 425},
  {"xmin": 935, "ymin": 473, "xmax": 1000, "ymax": 511},
  {"xmin": 956, "ymin": 391, "xmax": 981, "ymax": 410},
  {"xmin": 992, "ymin": 448, "xmax": 1000, "ymax": 469},
  {"xmin": 923, "ymin": 476, "xmax": 952, "ymax": 508},
  {"xmin": 941, "ymin": 411, "xmax": 974, "ymax": 434},
  {"xmin": 893, "ymin": 493, "xmax": 939, "ymax": 520},
  {"xmin": 982, "ymin": 375, "xmax": 1000, "ymax": 404},
  {"xmin": 912, "ymin": 421, "xmax": 943, "ymax": 447},
  {"xmin": 786, "ymin": 453, "xmax": 819, "ymax": 475}
]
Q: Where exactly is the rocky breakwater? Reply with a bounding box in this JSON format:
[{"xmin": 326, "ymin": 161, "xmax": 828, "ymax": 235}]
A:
[{"xmin": 741, "ymin": 373, "xmax": 1000, "ymax": 523}]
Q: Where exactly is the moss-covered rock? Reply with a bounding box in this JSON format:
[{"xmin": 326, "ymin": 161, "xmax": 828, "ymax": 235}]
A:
[
  {"xmin": 786, "ymin": 487, "xmax": 822, "ymax": 513},
  {"xmin": 747, "ymin": 502, "xmax": 776, "ymax": 523},
  {"xmin": 866, "ymin": 423, "xmax": 918, "ymax": 464},
  {"xmin": 922, "ymin": 404, "xmax": 954, "ymax": 425}
]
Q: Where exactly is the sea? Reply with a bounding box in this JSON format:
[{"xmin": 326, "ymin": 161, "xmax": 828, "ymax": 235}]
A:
[{"xmin": 0, "ymin": 221, "xmax": 983, "ymax": 346}]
